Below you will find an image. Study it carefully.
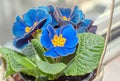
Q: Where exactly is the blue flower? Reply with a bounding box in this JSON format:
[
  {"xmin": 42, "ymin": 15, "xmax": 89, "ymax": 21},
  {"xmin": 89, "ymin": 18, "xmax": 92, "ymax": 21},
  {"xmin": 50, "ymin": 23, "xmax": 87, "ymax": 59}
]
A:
[
  {"xmin": 76, "ymin": 19, "xmax": 97, "ymax": 33},
  {"xmin": 12, "ymin": 8, "xmax": 52, "ymax": 48},
  {"xmin": 41, "ymin": 24, "xmax": 78, "ymax": 58},
  {"xmin": 54, "ymin": 6, "xmax": 84, "ymax": 26}
]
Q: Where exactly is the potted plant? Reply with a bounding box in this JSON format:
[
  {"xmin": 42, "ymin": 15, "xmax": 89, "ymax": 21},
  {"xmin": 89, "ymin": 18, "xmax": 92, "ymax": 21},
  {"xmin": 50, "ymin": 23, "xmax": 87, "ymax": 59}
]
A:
[{"xmin": 0, "ymin": 4, "xmax": 111, "ymax": 81}]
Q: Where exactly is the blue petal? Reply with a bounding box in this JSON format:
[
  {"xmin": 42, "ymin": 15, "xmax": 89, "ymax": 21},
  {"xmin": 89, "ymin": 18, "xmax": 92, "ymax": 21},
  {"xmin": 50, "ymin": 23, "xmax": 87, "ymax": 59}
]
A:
[
  {"xmin": 13, "ymin": 35, "xmax": 33, "ymax": 49},
  {"xmin": 65, "ymin": 36, "xmax": 78, "ymax": 48},
  {"xmin": 37, "ymin": 9, "xmax": 52, "ymax": 30},
  {"xmin": 51, "ymin": 14, "xmax": 58, "ymax": 26},
  {"xmin": 46, "ymin": 6, "xmax": 58, "ymax": 26},
  {"xmin": 47, "ymin": 25, "xmax": 56, "ymax": 39},
  {"xmin": 77, "ymin": 27, "xmax": 86, "ymax": 33},
  {"xmin": 41, "ymin": 15, "xmax": 52, "ymax": 30},
  {"xmin": 40, "ymin": 29, "xmax": 52, "ymax": 49},
  {"xmin": 59, "ymin": 8, "xmax": 71, "ymax": 18},
  {"xmin": 65, "ymin": 47, "xmax": 76, "ymax": 54},
  {"xmin": 62, "ymin": 24, "xmax": 78, "ymax": 48},
  {"xmin": 44, "ymin": 48, "xmax": 59, "ymax": 58},
  {"xmin": 71, "ymin": 6, "xmax": 85, "ymax": 24},
  {"xmin": 12, "ymin": 16, "xmax": 26, "ymax": 36},
  {"xmin": 23, "ymin": 8, "xmax": 37, "ymax": 26},
  {"xmin": 77, "ymin": 19, "xmax": 93, "ymax": 33},
  {"xmin": 55, "ymin": 47, "xmax": 69, "ymax": 56},
  {"xmin": 37, "ymin": 9, "xmax": 47, "ymax": 21},
  {"xmin": 81, "ymin": 19, "xmax": 93, "ymax": 28},
  {"xmin": 48, "ymin": 5, "xmax": 55, "ymax": 13}
]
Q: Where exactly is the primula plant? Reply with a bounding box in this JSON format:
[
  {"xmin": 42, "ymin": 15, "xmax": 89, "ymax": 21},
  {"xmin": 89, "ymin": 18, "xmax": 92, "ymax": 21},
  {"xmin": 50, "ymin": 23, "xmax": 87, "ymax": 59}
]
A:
[{"xmin": 0, "ymin": 5, "xmax": 105, "ymax": 81}]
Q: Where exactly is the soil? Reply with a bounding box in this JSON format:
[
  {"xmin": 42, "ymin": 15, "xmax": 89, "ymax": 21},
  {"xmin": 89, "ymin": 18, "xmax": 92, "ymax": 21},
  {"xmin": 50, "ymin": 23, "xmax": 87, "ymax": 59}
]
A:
[
  {"xmin": 49, "ymin": 70, "xmax": 96, "ymax": 81},
  {"xmin": 13, "ymin": 69, "xmax": 96, "ymax": 81}
]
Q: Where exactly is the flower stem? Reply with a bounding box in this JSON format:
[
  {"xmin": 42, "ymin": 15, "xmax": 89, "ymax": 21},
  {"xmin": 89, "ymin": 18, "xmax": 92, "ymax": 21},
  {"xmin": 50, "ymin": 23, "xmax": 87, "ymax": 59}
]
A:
[{"xmin": 96, "ymin": 0, "xmax": 115, "ymax": 76}]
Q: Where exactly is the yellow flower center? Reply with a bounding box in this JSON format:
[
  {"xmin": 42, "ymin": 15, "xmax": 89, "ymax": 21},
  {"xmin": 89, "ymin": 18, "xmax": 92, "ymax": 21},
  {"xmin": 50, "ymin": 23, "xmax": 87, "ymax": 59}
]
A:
[
  {"xmin": 25, "ymin": 22, "xmax": 38, "ymax": 33},
  {"xmin": 25, "ymin": 27, "xmax": 31, "ymax": 33},
  {"xmin": 51, "ymin": 34, "xmax": 66, "ymax": 47},
  {"xmin": 63, "ymin": 16, "xmax": 70, "ymax": 21}
]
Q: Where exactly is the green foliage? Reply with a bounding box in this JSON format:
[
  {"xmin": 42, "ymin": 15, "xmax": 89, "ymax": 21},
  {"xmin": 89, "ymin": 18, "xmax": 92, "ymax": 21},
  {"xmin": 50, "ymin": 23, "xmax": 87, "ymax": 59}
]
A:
[
  {"xmin": 36, "ymin": 61, "xmax": 66, "ymax": 80},
  {"xmin": 37, "ymin": 61, "xmax": 66, "ymax": 75},
  {"xmin": 0, "ymin": 33, "xmax": 105, "ymax": 80},
  {"xmin": 0, "ymin": 47, "xmax": 36, "ymax": 77},
  {"xmin": 22, "ymin": 43, "xmax": 36, "ymax": 61},
  {"xmin": 64, "ymin": 33, "xmax": 105, "ymax": 76}
]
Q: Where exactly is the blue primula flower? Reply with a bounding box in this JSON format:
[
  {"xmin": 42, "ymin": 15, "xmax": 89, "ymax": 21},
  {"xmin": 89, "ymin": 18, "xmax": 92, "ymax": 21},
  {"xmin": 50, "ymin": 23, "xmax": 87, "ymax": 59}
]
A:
[
  {"xmin": 12, "ymin": 8, "xmax": 52, "ymax": 48},
  {"xmin": 76, "ymin": 19, "xmax": 97, "ymax": 33},
  {"xmin": 41, "ymin": 24, "xmax": 78, "ymax": 58},
  {"xmin": 54, "ymin": 6, "xmax": 84, "ymax": 26}
]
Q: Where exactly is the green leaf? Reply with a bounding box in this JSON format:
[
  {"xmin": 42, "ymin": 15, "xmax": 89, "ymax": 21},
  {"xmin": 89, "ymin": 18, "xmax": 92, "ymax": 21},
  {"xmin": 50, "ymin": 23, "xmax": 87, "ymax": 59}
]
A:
[
  {"xmin": 64, "ymin": 33, "xmax": 105, "ymax": 76},
  {"xmin": 37, "ymin": 61, "xmax": 66, "ymax": 75},
  {"xmin": 31, "ymin": 39, "xmax": 53, "ymax": 63},
  {"xmin": 0, "ymin": 47, "xmax": 37, "ymax": 77},
  {"xmin": 5, "ymin": 58, "xmax": 15, "ymax": 77},
  {"xmin": 22, "ymin": 43, "xmax": 36, "ymax": 61}
]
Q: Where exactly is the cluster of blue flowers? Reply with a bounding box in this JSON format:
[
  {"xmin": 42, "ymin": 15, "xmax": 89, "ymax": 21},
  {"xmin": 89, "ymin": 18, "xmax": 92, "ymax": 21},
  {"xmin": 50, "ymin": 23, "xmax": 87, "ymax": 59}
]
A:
[{"xmin": 12, "ymin": 6, "xmax": 97, "ymax": 58}]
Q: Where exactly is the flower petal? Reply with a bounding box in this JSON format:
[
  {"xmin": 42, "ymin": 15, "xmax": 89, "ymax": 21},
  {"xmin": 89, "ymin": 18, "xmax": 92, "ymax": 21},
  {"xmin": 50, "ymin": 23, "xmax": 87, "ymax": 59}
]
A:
[
  {"xmin": 12, "ymin": 16, "xmax": 26, "ymax": 36},
  {"xmin": 23, "ymin": 8, "xmax": 37, "ymax": 26},
  {"xmin": 13, "ymin": 35, "xmax": 33, "ymax": 49},
  {"xmin": 55, "ymin": 47, "xmax": 69, "ymax": 56},
  {"xmin": 62, "ymin": 24, "xmax": 78, "ymax": 48},
  {"xmin": 65, "ymin": 47, "xmax": 76, "ymax": 54},
  {"xmin": 71, "ymin": 6, "xmax": 85, "ymax": 24},
  {"xmin": 77, "ymin": 27, "xmax": 87, "ymax": 33},
  {"xmin": 37, "ymin": 9, "xmax": 52, "ymax": 30},
  {"xmin": 44, "ymin": 48, "xmax": 59, "ymax": 58},
  {"xmin": 59, "ymin": 8, "xmax": 71, "ymax": 18},
  {"xmin": 40, "ymin": 29, "xmax": 52, "ymax": 49},
  {"xmin": 65, "ymin": 36, "xmax": 78, "ymax": 48},
  {"xmin": 51, "ymin": 14, "xmax": 58, "ymax": 26},
  {"xmin": 55, "ymin": 47, "xmax": 76, "ymax": 56},
  {"xmin": 81, "ymin": 19, "xmax": 93, "ymax": 28},
  {"xmin": 37, "ymin": 9, "xmax": 47, "ymax": 21},
  {"xmin": 47, "ymin": 25, "xmax": 56, "ymax": 39},
  {"xmin": 77, "ymin": 19, "xmax": 93, "ymax": 33}
]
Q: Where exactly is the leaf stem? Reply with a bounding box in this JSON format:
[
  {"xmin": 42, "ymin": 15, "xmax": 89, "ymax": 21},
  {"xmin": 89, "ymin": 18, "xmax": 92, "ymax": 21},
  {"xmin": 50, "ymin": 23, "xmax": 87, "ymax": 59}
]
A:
[{"xmin": 96, "ymin": 0, "xmax": 115, "ymax": 76}]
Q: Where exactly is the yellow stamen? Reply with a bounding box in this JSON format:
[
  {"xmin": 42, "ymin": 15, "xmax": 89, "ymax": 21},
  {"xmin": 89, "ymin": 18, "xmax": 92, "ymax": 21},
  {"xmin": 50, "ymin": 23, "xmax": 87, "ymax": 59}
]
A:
[
  {"xmin": 34, "ymin": 22, "xmax": 38, "ymax": 26},
  {"xmin": 68, "ymin": 18, "xmax": 70, "ymax": 21},
  {"xmin": 25, "ymin": 22, "xmax": 38, "ymax": 33},
  {"xmin": 51, "ymin": 34, "xmax": 66, "ymax": 47},
  {"xmin": 63, "ymin": 16, "xmax": 70, "ymax": 21},
  {"xmin": 25, "ymin": 27, "xmax": 31, "ymax": 33}
]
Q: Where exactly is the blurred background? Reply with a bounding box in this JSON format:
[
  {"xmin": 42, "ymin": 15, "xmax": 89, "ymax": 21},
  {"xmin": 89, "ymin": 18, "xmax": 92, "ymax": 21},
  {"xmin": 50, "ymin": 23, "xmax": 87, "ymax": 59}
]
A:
[{"xmin": 0, "ymin": 0, "xmax": 120, "ymax": 81}]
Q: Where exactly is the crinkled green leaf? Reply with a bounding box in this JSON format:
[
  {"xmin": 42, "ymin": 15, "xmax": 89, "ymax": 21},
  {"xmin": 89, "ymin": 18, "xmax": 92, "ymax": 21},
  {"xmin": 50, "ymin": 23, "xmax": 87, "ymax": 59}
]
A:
[
  {"xmin": 22, "ymin": 43, "xmax": 36, "ymax": 61},
  {"xmin": 0, "ymin": 47, "xmax": 37, "ymax": 77},
  {"xmin": 5, "ymin": 58, "xmax": 15, "ymax": 77},
  {"xmin": 31, "ymin": 39, "xmax": 53, "ymax": 63},
  {"xmin": 37, "ymin": 61, "xmax": 66, "ymax": 75},
  {"xmin": 64, "ymin": 33, "xmax": 105, "ymax": 76}
]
